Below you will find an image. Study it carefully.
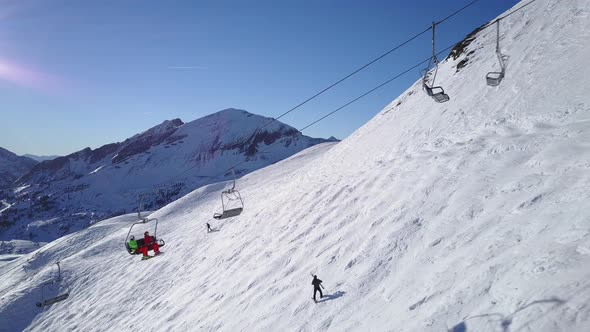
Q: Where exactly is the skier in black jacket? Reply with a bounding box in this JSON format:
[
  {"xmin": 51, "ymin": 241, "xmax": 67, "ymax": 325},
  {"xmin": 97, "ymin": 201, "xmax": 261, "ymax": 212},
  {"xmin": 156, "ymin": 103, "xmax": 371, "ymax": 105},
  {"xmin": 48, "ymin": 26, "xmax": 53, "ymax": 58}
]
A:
[{"xmin": 312, "ymin": 275, "xmax": 324, "ymax": 302}]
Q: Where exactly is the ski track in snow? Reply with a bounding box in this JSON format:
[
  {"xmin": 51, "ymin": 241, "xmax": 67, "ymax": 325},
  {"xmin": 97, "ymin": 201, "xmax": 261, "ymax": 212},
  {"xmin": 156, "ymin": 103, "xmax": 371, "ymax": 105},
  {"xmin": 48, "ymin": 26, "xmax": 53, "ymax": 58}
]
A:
[{"xmin": 1, "ymin": 0, "xmax": 590, "ymax": 331}]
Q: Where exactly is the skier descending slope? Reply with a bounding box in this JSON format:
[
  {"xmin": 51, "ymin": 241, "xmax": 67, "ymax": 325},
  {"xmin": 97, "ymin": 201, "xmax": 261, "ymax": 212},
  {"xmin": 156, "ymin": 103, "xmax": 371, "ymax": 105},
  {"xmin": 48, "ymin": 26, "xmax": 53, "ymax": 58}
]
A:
[{"xmin": 312, "ymin": 275, "xmax": 324, "ymax": 303}]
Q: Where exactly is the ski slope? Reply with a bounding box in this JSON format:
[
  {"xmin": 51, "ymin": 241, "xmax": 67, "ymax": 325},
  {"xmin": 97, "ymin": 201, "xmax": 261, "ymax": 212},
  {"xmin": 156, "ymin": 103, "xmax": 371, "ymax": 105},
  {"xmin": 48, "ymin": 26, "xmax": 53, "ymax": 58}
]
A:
[{"xmin": 1, "ymin": 0, "xmax": 590, "ymax": 331}]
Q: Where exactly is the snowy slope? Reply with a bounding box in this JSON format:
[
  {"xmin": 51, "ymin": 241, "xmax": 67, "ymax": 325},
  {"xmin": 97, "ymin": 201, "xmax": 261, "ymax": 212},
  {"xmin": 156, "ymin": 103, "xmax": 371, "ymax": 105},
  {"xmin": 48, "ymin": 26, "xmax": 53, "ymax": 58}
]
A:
[
  {"xmin": 1, "ymin": 0, "xmax": 589, "ymax": 331},
  {"xmin": 0, "ymin": 108, "xmax": 334, "ymax": 247}
]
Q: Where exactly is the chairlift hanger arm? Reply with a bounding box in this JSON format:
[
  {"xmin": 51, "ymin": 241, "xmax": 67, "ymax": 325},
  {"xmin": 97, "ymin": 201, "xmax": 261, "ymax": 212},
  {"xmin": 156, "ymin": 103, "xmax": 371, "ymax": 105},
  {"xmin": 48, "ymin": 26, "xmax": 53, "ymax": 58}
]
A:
[
  {"xmin": 486, "ymin": 18, "xmax": 506, "ymax": 86},
  {"xmin": 495, "ymin": 19, "xmax": 505, "ymax": 71},
  {"xmin": 431, "ymin": 22, "xmax": 437, "ymax": 63},
  {"xmin": 495, "ymin": 19, "xmax": 500, "ymax": 52},
  {"xmin": 230, "ymin": 168, "xmax": 237, "ymax": 191},
  {"xmin": 422, "ymin": 22, "xmax": 443, "ymax": 92}
]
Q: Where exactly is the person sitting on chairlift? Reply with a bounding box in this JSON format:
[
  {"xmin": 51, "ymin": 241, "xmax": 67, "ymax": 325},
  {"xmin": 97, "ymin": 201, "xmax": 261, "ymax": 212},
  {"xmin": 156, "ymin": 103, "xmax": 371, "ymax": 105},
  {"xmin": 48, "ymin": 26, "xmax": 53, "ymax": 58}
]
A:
[
  {"xmin": 144, "ymin": 231, "xmax": 161, "ymax": 256},
  {"xmin": 128, "ymin": 235, "xmax": 149, "ymax": 258}
]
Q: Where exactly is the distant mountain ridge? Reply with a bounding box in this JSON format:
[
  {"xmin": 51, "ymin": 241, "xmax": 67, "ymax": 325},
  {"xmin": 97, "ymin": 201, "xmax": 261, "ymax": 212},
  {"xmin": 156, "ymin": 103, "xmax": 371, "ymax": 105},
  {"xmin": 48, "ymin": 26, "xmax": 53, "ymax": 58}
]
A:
[
  {"xmin": 0, "ymin": 108, "xmax": 337, "ymax": 246},
  {"xmin": 22, "ymin": 154, "xmax": 60, "ymax": 162},
  {"xmin": 0, "ymin": 147, "xmax": 38, "ymax": 188}
]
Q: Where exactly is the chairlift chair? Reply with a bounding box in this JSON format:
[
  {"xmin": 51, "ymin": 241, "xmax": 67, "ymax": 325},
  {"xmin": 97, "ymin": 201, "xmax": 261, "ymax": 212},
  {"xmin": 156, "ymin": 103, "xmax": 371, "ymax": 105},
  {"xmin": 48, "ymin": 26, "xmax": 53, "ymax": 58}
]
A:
[
  {"xmin": 422, "ymin": 22, "xmax": 450, "ymax": 103},
  {"xmin": 124, "ymin": 194, "xmax": 165, "ymax": 254},
  {"xmin": 213, "ymin": 189, "xmax": 244, "ymax": 220},
  {"xmin": 423, "ymin": 82, "xmax": 450, "ymax": 103},
  {"xmin": 486, "ymin": 19, "xmax": 506, "ymax": 86},
  {"xmin": 36, "ymin": 262, "xmax": 70, "ymax": 307},
  {"xmin": 213, "ymin": 168, "xmax": 244, "ymax": 220},
  {"xmin": 124, "ymin": 218, "xmax": 166, "ymax": 254}
]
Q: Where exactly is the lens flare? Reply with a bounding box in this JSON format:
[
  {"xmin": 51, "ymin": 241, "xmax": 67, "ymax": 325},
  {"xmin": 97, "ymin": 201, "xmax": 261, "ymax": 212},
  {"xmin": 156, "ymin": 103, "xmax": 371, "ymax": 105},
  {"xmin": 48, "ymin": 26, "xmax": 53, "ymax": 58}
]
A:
[{"xmin": 0, "ymin": 58, "xmax": 60, "ymax": 93}]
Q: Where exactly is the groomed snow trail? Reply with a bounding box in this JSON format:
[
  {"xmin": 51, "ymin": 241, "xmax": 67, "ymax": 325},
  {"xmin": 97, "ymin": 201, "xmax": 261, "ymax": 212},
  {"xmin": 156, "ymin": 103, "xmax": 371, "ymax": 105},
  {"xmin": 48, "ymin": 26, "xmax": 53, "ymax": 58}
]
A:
[{"xmin": 1, "ymin": 0, "xmax": 590, "ymax": 331}]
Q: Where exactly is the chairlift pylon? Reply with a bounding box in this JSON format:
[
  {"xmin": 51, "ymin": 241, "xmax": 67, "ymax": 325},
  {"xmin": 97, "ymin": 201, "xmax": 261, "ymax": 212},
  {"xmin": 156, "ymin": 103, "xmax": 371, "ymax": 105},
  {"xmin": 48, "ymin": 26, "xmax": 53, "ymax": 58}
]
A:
[
  {"xmin": 486, "ymin": 19, "xmax": 506, "ymax": 86},
  {"xmin": 36, "ymin": 261, "xmax": 70, "ymax": 307},
  {"xmin": 421, "ymin": 22, "xmax": 450, "ymax": 103},
  {"xmin": 213, "ymin": 168, "xmax": 244, "ymax": 220}
]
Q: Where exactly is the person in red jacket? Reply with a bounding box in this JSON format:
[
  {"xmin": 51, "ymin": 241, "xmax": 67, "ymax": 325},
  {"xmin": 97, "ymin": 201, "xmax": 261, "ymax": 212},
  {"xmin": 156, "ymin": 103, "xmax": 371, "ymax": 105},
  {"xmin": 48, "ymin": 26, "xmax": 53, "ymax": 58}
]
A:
[{"xmin": 144, "ymin": 231, "xmax": 161, "ymax": 256}]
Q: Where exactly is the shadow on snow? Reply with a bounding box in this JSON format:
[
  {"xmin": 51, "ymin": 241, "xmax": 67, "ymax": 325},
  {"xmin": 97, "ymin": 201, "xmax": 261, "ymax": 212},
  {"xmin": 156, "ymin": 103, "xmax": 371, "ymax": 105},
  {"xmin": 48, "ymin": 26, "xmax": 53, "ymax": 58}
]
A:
[
  {"xmin": 317, "ymin": 290, "xmax": 346, "ymax": 303},
  {"xmin": 448, "ymin": 297, "xmax": 566, "ymax": 332}
]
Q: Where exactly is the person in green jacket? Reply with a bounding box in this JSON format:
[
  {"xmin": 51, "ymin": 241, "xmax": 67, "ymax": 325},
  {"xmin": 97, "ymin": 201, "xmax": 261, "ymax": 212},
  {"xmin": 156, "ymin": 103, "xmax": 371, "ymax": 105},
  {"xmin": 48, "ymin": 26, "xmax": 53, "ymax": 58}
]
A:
[
  {"xmin": 128, "ymin": 235, "xmax": 148, "ymax": 258},
  {"xmin": 128, "ymin": 235, "xmax": 138, "ymax": 252}
]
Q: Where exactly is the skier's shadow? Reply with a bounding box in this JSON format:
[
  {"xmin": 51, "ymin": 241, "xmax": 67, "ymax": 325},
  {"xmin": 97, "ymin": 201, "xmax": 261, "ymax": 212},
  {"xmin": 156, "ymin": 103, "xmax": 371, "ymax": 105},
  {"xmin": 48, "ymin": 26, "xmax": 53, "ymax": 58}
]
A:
[{"xmin": 317, "ymin": 290, "xmax": 346, "ymax": 303}]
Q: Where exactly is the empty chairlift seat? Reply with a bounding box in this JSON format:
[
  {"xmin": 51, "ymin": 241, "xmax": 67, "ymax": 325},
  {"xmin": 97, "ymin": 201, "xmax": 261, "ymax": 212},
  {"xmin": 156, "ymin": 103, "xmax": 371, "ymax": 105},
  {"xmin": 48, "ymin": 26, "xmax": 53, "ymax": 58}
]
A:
[
  {"xmin": 423, "ymin": 83, "xmax": 450, "ymax": 103},
  {"xmin": 486, "ymin": 19, "xmax": 506, "ymax": 87},
  {"xmin": 36, "ymin": 262, "xmax": 70, "ymax": 308},
  {"xmin": 213, "ymin": 168, "xmax": 244, "ymax": 220},
  {"xmin": 421, "ymin": 22, "xmax": 450, "ymax": 103},
  {"xmin": 213, "ymin": 188, "xmax": 244, "ymax": 220},
  {"xmin": 486, "ymin": 71, "xmax": 504, "ymax": 86}
]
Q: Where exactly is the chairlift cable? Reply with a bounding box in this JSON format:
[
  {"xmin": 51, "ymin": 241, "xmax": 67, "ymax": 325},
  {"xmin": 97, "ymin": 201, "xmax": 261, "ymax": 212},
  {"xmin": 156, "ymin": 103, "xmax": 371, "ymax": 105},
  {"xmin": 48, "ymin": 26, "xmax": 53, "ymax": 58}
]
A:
[
  {"xmin": 300, "ymin": 42, "xmax": 458, "ymax": 133},
  {"xmin": 260, "ymin": 26, "xmax": 432, "ymax": 127},
  {"xmin": 245, "ymin": 0, "xmax": 488, "ymax": 142},
  {"xmin": 270, "ymin": 0, "xmax": 486, "ymax": 125},
  {"xmin": 300, "ymin": 0, "xmax": 541, "ymax": 132},
  {"xmin": 220, "ymin": 40, "xmax": 459, "ymax": 175},
  {"xmin": 186, "ymin": 39, "xmax": 463, "ymax": 179},
  {"xmin": 436, "ymin": 0, "xmax": 485, "ymax": 25}
]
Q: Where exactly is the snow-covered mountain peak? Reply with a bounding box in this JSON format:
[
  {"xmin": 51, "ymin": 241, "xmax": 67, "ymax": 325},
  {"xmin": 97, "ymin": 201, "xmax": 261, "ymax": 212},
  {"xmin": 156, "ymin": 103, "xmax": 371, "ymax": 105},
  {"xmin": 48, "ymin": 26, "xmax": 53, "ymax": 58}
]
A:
[
  {"xmin": 199, "ymin": 107, "xmax": 254, "ymax": 122},
  {"xmin": 191, "ymin": 107, "xmax": 293, "ymax": 134},
  {"xmin": 135, "ymin": 118, "xmax": 184, "ymax": 138},
  {"xmin": 216, "ymin": 107, "xmax": 251, "ymax": 116}
]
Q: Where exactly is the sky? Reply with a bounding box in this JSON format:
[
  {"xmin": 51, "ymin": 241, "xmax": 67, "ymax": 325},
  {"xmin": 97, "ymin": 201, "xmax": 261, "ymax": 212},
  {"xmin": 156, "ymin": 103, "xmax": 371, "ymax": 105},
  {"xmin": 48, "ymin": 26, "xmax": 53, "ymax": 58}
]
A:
[{"xmin": 0, "ymin": 0, "xmax": 520, "ymax": 156}]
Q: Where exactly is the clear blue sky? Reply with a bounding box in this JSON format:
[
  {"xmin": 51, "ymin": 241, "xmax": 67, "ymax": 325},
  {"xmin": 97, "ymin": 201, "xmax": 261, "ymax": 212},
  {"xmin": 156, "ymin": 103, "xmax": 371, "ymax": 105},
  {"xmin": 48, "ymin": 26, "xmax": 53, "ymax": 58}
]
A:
[{"xmin": 0, "ymin": 0, "xmax": 519, "ymax": 156}]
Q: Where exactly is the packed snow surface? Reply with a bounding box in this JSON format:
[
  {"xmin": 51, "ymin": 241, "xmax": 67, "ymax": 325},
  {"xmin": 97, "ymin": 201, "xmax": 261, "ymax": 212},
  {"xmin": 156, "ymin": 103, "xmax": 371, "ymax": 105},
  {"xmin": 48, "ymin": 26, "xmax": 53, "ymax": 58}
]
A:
[{"xmin": 1, "ymin": 0, "xmax": 590, "ymax": 331}]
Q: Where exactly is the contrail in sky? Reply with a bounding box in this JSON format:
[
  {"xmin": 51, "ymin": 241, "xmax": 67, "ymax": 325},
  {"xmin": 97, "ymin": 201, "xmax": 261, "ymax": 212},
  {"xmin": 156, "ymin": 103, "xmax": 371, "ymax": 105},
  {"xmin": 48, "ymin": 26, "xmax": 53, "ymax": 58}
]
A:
[{"xmin": 167, "ymin": 66, "xmax": 207, "ymax": 69}]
